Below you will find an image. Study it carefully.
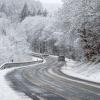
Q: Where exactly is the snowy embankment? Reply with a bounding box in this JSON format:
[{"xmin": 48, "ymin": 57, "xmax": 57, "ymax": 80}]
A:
[
  {"xmin": 61, "ymin": 58, "xmax": 100, "ymax": 83},
  {"xmin": 0, "ymin": 68, "xmax": 32, "ymax": 100},
  {"xmin": 0, "ymin": 56, "xmax": 41, "ymax": 100}
]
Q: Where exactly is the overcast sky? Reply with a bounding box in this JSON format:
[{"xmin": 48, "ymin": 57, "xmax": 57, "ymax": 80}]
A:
[{"xmin": 38, "ymin": 0, "xmax": 62, "ymax": 4}]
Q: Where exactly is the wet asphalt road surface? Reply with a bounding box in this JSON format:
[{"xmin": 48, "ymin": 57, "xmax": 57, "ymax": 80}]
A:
[{"xmin": 6, "ymin": 56, "xmax": 100, "ymax": 100}]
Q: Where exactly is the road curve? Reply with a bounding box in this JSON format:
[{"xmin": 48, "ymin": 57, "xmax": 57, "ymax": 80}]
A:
[{"xmin": 6, "ymin": 55, "xmax": 100, "ymax": 100}]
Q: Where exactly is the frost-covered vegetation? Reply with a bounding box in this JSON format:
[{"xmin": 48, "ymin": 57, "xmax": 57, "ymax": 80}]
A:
[
  {"xmin": 53, "ymin": 0, "xmax": 100, "ymax": 62},
  {"xmin": 0, "ymin": 0, "xmax": 100, "ymax": 64},
  {"xmin": 28, "ymin": 0, "xmax": 100, "ymax": 63},
  {"xmin": 0, "ymin": 0, "xmax": 47, "ymax": 64}
]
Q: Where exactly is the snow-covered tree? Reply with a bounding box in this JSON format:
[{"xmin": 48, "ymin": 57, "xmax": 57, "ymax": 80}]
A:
[
  {"xmin": 43, "ymin": 9, "xmax": 48, "ymax": 17},
  {"xmin": 0, "ymin": 17, "xmax": 30, "ymax": 64},
  {"xmin": 0, "ymin": 0, "xmax": 44, "ymax": 22},
  {"xmin": 20, "ymin": 3, "xmax": 29, "ymax": 21},
  {"xmin": 54, "ymin": 0, "xmax": 100, "ymax": 61},
  {"xmin": 77, "ymin": 0, "xmax": 100, "ymax": 62}
]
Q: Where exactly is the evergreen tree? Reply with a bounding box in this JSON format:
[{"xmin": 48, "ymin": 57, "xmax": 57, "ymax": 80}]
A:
[
  {"xmin": 31, "ymin": 8, "xmax": 36, "ymax": 16},
  {"xmin": 37, "ymin": 9, "xmax": 42, "ymax": 16},
  {"xmin": 43, "ymin": 9, "xmax": 48, "ymax": 17},
  {"xmin": 20, "ymin": 3, "xmax": 29, "ymax": 22},
  {"xmin": 0, "ymin": 3, "xmax": 6, "ymax": 14}
]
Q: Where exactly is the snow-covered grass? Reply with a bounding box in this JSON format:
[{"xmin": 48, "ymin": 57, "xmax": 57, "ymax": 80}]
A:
[{"xmin": 61, "ymin": 58, "xmax": 100, "ymax": 83}]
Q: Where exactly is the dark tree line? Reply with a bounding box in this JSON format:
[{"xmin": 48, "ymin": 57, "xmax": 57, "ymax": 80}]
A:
[
  {"xmin": 0, "ymin": 0, "xmax": 48, "ymax": 22},
  {"xmin": 20, "ymin": 3, "xmax": 48, "ymax": 21}
]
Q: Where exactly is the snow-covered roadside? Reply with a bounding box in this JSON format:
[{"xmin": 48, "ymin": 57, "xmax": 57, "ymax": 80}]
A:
[
  {"xmin": 0, "ymin": 56, "xmax": 42, "ymax": 100},
  {"xmin": 0, "ymin": 69, "xmax": 32, "ymax": 100},
  {"xmin": 32, "ymin": 57, "xmax": 42, "ymax": 62},
  {"xmin": 61, "ymin": 58, "xmax": 100, "ymax": 83}
]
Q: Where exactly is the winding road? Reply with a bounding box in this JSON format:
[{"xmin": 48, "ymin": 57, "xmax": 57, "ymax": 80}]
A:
[{"xmin": 5, "ymin": 55, "xmax": 100, "ymax": 100}]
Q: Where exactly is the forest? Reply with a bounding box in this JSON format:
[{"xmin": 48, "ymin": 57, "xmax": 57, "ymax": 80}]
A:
[{"xmin": 0, "ymin": 0, "xmax": 100, "ymax": 64}]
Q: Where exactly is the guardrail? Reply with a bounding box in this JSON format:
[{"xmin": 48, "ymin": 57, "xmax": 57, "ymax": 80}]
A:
[
  {"xmin": 0, "ymin": 53, "xmax": 44, "ymax": 70},
  {"xmin": 0, "ymin": 60, "xmax": 43, "ymax": 70},
  {"xmin": 30, "ymin": 53, "xmax": 49, "ymax": 58}
]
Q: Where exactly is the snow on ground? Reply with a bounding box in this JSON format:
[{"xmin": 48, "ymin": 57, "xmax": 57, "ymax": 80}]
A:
[
  {"xmin": 61, "ymin": 58, "xmax": 100, "ymax": 83},
  {"xmin": 32, "ymin": 57, "xmax": 42, "ymax": 61},
  {"xmin": 0, "ymin": 69, "xmax": 32, "ymax": 100},
  {"xmin": 0, "ymin": 56, "xmax": 41, "ymax": 100}
]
